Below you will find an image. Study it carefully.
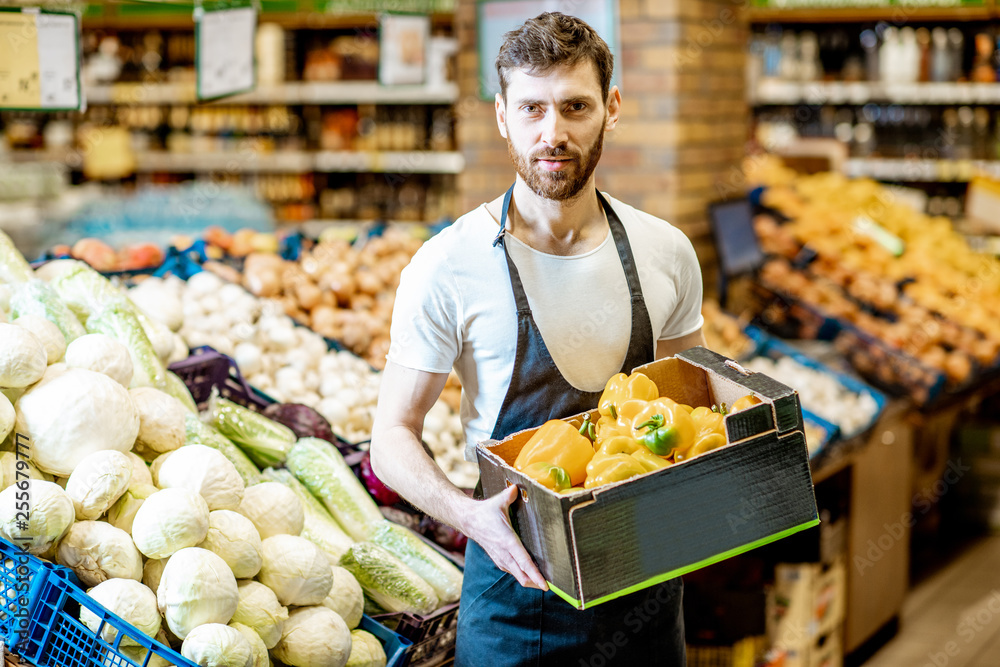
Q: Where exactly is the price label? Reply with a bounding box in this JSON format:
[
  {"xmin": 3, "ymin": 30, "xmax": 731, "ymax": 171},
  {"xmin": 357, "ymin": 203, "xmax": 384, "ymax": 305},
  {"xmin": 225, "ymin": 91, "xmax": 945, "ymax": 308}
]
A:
[
  {"xmin": 195, "ymin": 1, "xmax": 257, "ymax": 101},
  {"xmin": 0, "ymin": 8, "xmax": 82, "ymax": 111}
]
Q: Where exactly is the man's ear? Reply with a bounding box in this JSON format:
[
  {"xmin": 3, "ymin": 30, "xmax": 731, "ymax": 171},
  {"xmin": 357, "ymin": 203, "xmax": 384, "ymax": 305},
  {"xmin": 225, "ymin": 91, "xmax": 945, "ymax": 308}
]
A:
[
  {"xmin": 495, "ymin": 92, "xmax": 508, "ymax": 139},
  {"xmin": 604, "ymin": 85, "xmax": 622, "ymax": 132}
]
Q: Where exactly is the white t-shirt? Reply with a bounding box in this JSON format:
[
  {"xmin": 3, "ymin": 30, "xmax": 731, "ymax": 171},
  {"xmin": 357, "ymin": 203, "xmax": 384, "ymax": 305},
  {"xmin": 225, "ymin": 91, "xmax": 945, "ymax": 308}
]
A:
[{"xmin": 387, "ymin": 194, "xmax": 704, "ymax": 462}]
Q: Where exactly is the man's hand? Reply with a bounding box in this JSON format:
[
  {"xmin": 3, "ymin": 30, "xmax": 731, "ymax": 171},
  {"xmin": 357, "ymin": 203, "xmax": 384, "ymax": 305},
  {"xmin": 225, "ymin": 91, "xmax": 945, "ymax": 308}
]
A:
[{"xmin": 467, "ymin": 485, "xmax": 548, "ymax": 590}]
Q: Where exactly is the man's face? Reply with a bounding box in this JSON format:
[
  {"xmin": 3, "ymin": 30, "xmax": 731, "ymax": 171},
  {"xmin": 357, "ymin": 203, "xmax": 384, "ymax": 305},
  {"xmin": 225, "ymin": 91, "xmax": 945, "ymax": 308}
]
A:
[{"xmin": 497, "ymin": 60, "xmax": 619, "ymax": 201}]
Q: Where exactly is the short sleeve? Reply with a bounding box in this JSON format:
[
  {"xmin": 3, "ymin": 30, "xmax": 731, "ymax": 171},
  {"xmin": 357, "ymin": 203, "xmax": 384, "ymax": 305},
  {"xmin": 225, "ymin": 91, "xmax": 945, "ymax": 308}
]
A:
[
  {"xmin": 659, "ymin": 230, "xmax": 705, "ymax": 340},
  {"xmin": 386, "ymin": 243, "xmax": 462, "ymax": 373}
]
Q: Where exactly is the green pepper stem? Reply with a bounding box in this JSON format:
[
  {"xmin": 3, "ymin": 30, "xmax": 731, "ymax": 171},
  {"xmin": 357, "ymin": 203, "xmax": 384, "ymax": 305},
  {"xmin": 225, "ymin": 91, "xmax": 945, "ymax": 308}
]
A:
[
  {"xmin": 610, "ymin": 404, "xmax": 617, "ymax": 420},
  {"xmin": 580, "ymin": 414, "xmax": 594, "ymax": 440},
  {"xmin": 635, "ymin": 414, "xmax": 665, "ymax": 431}
]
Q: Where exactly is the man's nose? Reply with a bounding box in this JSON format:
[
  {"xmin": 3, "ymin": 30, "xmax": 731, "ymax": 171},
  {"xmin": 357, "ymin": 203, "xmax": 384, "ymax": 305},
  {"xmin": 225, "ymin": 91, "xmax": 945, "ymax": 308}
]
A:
[{"xmin": 540, "ymin": 110, "xmax": 569, "ymax": 147}]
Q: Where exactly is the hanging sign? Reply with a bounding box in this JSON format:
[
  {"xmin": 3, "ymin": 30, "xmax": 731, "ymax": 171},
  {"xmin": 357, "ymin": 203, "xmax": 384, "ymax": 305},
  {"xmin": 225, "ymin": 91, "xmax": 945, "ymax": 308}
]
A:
[
  {"xmin": 0, "ymin": 8, "xmax": 82, "ymax": 111},
  {"xmin": 195, "ymin": 0, "xmax": 257, "ymax": 101}
]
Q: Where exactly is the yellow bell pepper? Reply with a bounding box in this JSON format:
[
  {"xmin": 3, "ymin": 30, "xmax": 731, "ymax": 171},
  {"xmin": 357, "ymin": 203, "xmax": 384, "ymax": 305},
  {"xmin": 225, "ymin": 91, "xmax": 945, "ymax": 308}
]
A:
[
  {"xmin": 521, "ymin": 462, "xmax": 572, "ymax": 492},
  {"xmin": 584, "ymin": 453, "xmax": 647, "ymax": 489},
  {"xmin": 730, "ymin": 394, "xmax": 763, "ymax": 414},
  {"xmin": 596, "ymin": 435, "xmax": 641, "ymax": 456},
  {"xmin": 598, "ymin": 372, "xmax": 659, "ymax": 420},
  {"xmin": 689, "ymin": 407, "xmax": 726, "ymax": 440},
  {"xmin": 631, "ymin": 446, "xmax": 672, "ymax": 472},
  {"xmin": 630, "ymin": 398, "xmax": 696, "ymax": 456},
  {"xmin": 684, "ymin": 433, "xmax": 727, "ymax": 460},
  {"xmin": 514, "ymin": 419, "xmax": 594, "ymax": 487}
]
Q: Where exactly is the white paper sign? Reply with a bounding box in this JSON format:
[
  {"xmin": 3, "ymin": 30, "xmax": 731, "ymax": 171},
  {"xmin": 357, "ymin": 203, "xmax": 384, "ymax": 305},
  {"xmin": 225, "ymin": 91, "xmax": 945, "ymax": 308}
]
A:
[
  {"xmin": 36, "ymin": 12, "xmax": 80, "ymax": 109},
  {"xmin": 0, "ymin": 9, "xmax": 81, "ymax": 110},
  {"xmin": 197, "ymin": 6, "xmax": 256, "ymax": 100}
]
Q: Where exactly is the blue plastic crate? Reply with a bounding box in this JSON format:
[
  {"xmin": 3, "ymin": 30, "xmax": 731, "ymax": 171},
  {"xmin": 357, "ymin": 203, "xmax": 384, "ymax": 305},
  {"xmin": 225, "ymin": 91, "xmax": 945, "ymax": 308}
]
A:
[
  {"xmin": 744, "ymin": 325, "xmax": 886, "ymax": 441},
  {"xmin": 18, "ymin": 567, "xmax": 196, "ymax": 667},
  {"xmin": 360, "ymin": 614, "xmax": 413, "ymax": 667},
  {"xmin": 801, "ymin": 409, "xmax": 839, "ymax": 460},
  {"xmin": 0, "ymin": 537, "xmax": 50, "ymax": 652},
  {"xmin": 19, "ymin": 566, "xmax": 411, "ymax": 667}
]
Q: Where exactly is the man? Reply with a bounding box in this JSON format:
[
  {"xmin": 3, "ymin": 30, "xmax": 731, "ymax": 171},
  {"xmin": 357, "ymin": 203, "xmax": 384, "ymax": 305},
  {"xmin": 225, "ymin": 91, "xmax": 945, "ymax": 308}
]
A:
[{"xmin": 370, "ymin": 12, "xmax": 704, "ymax": 665}]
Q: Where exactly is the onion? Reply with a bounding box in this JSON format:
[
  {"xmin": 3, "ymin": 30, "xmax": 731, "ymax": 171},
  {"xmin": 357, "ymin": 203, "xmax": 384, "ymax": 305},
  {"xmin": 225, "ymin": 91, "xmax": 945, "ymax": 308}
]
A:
[{"xmin": 262, "ymin": 403, "xmax": 340, "ymax": 446}]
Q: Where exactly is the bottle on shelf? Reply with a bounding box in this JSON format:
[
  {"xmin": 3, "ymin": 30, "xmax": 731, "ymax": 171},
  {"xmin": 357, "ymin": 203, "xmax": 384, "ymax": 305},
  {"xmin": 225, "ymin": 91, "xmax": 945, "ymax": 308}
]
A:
[
  {"xmin": 931, "ymin": 27, "xmax": 951, "ymax": 83},
  {"xmin": 916, "ymin": 28, "xmax": 931, "ymax": 83},
  {"xmin": 860, "ymin": 29, "xmax": 880, "ymax": 82},
  {"xmin": 972, "ymin": 33, "xmax": 996, "ymax": 83},
  {"xmin": 899, "ymin": 27, "xmax": 920, "ymax": 84},
  {"xmin": 947, "ymin": 28, "xmax": 965, "ymax": 81},
  {"xmin": 799, "ymin": 31, "xmax": 823, "ymax": 82}
]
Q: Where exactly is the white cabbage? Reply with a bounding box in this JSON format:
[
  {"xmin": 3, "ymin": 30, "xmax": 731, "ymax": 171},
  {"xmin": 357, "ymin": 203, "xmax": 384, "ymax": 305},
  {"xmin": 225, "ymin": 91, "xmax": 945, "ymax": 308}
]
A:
[
  {"xmin": 142, "ymin": 557, "xmax": 168, "ymax": 597},
  {"xmin": 132, "ymin": 487, "xmax": 210, "ymax": 559},
  {"xmin": 15, "ymin": 368, "xmax": 140, "ymax": 476},
  {"xmin": 346, "ymin": 630, "xmax": 386, "ymax": 667},
  {"xmin": 197, "ymin": 510, "xmax": 262, "ymax": 579},
  {"xmin": 181, "ymin": 623, "xmax": 253, "ymax": 667},
  {"xmin": 156, "ymin": 445, "xmax": 244, "ymax": 511},
  {"xmin": 322, "ymin": 566, "xmax": 364, "ymax": 629},
  {"xmin": 0, "ymin": 323, "xmax": 47, "ymax": 388},
  {"xmin": 125, "ymin": 451, "xmax": 154, "ymax": 486},
  {"xmin": 257, "ymin": 535, "xmax": 332, "ymax": 607},
  {"xmin": 237, "ymin": 482, "xmax": 303, "ymax": 539},
  {"xmin": 65, "ymin": 450, "xmax": 132, "ymax": 521},
  {"xmin": 0, "ymin": 451, "xmax": 50, "ymax": 492},
  {"xmin": 106, "ymin": 482, "xmax": 158, "ymax": 534},
  {"xmin": 149, "ymin": 451, "xmax": 173, "ymax": 484},
  {"xmin": 157, "ymin": 547, "xmax": 239, "ymax": 640},
  {"xmin": 1, "ymin": 389, "xmax": 14, "ymax": 446},
  {"xmin": 56, "ymin": 520, "xmax": 143, "ymax": 587},
  {"xmin": 130, "ymin": 387, "xmax": 187, "ymax": 457},
  {"xmin": 13, "ymin": 314, "xmax": 66, "ymax": 364},
  {"xmin": 64, "ymin": 333, "xmax": 134, "ymax": 387},
  {"xmin": 229, "ymin": 622, "xmax": 270, "ymax": 667},
  {"xmin": 0, "ymin": 480, "xmax": 74, "ymax": 555},
  {"xmin": 272, "ymin": 606, "xmax": 352, "ymax": 667},
  {"xmin": 231, "ymin": 580, "xmax": 288, "ymax": 650},
  {"xmin": 80, "ymin": 579, "xmax": 160, "ymax": 646}
]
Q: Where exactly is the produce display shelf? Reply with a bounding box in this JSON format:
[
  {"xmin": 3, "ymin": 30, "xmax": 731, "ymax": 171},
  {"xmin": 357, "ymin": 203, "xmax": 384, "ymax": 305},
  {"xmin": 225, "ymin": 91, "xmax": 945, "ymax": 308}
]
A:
[
  {"xmin": 7, "ymin": 150, "xmax": 467, "ymax": 175},
  {"xmin": 844, "ymin": 158, "xmax": 1000, "ymax": 183},
  {"xmin": 10, "ymin": 554, "xmax": 411, "ymax": 667},
  {"xmin": 21, "ymin": 567, "xmax": 195, "ymax": 667},
  {"xmin": 744, "ymin": 325, "xmax": 888, "ymax": 443},
  {"xmin": 746, "ymin": 4, "xmax": 996, "ymax": 23},
  {"xmin": 85, "ymin": 81, "xmax": 461, "ymax": 106},
  {"xmin": 752, "ymin": 80, "xmax": 1000, "ymax": 106},
  {"xmin": 373, "ymin": 601, "xmax": 459, "ymax": 667}
]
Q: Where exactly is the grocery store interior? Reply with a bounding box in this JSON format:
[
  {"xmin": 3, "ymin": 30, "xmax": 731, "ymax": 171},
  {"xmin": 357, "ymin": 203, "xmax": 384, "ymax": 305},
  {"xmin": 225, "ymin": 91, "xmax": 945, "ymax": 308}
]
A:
[{"xmin": 3, "ymin": 0, "xmax": 1000, "ymax": 666}]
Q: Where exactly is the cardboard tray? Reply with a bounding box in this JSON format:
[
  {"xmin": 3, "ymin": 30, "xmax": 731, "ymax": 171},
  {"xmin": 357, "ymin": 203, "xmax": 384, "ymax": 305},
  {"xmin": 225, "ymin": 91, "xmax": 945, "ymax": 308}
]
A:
[{"xmin": 476, "ymin": 346, "xmax": 820, "ymax": 610}]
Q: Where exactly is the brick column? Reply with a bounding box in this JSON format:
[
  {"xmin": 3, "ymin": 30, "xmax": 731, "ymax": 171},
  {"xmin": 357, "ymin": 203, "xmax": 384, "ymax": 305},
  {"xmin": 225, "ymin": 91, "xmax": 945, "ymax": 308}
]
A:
[{"xmin": 455, "ymin": 0, "xmax": 750, "ymax": 296}]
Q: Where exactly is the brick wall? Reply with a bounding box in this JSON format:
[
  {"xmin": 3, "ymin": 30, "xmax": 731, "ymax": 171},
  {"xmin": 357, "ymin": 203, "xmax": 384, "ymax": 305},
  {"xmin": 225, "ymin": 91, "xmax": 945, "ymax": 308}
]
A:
[{"xmin": 454, "ymin": 0, "xmax": 751, "ymax": 298}]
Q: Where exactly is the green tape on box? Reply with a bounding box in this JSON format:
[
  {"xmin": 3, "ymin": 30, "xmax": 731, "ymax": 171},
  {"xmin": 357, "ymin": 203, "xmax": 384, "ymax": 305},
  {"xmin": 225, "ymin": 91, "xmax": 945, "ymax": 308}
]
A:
[{"xmin": 548, "ymin": 518, "xmax": 821, "ymax": 609}]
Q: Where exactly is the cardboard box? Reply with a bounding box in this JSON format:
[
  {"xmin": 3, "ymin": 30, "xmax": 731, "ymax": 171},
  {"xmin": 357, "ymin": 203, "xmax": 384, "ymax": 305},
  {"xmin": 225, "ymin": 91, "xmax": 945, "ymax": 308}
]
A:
[
  {"xmin": 475, "ymin": 346, "xmax": 820, "ymax": 609},
  {"xmin": 767, "ymin": 558, "xmax": 846, "ymax": 651}
]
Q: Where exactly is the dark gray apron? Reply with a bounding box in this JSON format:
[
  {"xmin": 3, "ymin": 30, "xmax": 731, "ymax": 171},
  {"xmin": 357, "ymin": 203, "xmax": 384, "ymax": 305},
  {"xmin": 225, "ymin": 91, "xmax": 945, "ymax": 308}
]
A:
[{"xmin": 454, "ymin": 185, "xmax": 685, "ymax": 666}]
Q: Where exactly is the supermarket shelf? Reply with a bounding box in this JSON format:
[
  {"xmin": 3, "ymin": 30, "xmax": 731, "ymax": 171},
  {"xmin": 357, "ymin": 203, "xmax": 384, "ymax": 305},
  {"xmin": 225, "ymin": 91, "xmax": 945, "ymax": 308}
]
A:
[
  {"xmin": 844, "ymin": 157, "xmax": 1000, "ymax": 182},
  {"xmin": 746, "ymin": 5, "xmax": 995, "ymax": 23},
  {"xmin": 82, "ymin": 11, "xmax": 455, "ymax": 30},
  {"xmin": 3, "ymin": 150, "xmax": 465, "ymax": 174},
  {"xmin": 85, "ymin": 81, "xmax": 461, "ymax": 106},
  {"xmin": 752, "ymin": 80, "xmax": 1000, "ymax": 105}
]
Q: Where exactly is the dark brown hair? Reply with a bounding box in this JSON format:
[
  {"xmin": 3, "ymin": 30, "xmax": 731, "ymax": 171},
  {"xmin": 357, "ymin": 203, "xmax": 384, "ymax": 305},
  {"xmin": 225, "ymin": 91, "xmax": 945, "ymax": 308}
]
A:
[{"xmin": 496, "ymin": 12, "xmax": 614, "ymax": 102}]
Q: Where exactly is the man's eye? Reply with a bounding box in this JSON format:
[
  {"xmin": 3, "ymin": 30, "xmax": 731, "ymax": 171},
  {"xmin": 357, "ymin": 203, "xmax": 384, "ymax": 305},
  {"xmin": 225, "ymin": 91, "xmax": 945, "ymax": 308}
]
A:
[
  {"xmin": 570, "ymin": 103, "xmax": 586, "ymax": 111},
  {"xmin": 523, "ymin": 105, "xmax": 538, "ymax": 113}
]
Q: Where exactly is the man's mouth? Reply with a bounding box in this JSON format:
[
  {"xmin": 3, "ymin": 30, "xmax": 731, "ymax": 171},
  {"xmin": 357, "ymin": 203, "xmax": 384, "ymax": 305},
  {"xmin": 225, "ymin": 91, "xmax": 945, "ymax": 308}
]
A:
[{"xmin": 535, "ymin": 156, "xmax": 574, "ymax": 171}]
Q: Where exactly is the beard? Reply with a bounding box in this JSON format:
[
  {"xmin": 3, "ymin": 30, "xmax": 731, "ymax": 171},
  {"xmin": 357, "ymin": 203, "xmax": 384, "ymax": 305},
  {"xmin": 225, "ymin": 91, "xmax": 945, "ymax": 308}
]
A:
[{"xmin": 506, "ymin": 127, "xmax": 604, "ymax": 202}]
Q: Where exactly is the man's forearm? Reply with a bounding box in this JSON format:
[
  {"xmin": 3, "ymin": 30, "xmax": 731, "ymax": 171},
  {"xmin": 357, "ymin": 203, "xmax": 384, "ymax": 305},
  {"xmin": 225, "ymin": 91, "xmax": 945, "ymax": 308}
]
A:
[{"xmin": 370, "ymin": 425, "xmax": 477, "ymax": 535}]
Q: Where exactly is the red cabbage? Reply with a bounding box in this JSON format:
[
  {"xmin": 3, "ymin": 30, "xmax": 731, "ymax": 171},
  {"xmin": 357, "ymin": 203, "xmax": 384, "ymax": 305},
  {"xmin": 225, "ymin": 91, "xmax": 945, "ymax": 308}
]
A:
[
  {"xmin": 262, "ymin": 402, "xmax": 340, "ymax": 445},
  {"xmin": 359, "ymin": 451, "xmax": 401, "ymax": 506}
]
